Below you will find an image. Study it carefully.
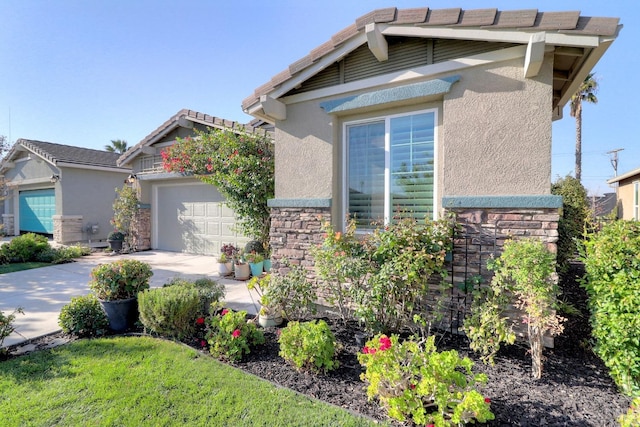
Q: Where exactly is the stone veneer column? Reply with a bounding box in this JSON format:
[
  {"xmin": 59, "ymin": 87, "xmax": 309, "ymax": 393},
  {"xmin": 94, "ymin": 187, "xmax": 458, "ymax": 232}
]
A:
[
  {"xmin": 133, "ymin": 205, "xmax": 151, "ymax": 251},
  {"xmin": 52, "ymin": 215, "xmax": 84, "ymax": 244},
  {"xmin": 1, "ymin": 214, "xmax": 14, "ymax": 236},
  {"xmin": 267, "ymin": 199, "xmax": 332, "ymax": 275}
]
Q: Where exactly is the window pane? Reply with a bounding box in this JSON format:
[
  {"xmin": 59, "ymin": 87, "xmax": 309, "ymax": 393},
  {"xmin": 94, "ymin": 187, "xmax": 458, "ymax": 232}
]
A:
[
  {"xmin": 347, "ymin": 121, "xmax": 385, "ymax": 227},
  {"xmin": 390, "ymin": 112, "xmax": 434, "ymax": 221}
]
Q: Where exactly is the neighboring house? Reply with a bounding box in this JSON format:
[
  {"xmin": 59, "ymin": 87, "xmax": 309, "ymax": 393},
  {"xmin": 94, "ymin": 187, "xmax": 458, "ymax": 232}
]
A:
[
  {"xmin": 607, "ymin": 168, "xmax": 640, "ymax": 220},
  {"xmin": 117, "ymin": 109, "xmax": 271, "ymax": 255},
  {"xmin": 243, "ymin": 7, "xmax": 620, "ymax": 274},
  {"xmin": 0, "ymin": 139, "xmax": 131, "ymax": 243}
]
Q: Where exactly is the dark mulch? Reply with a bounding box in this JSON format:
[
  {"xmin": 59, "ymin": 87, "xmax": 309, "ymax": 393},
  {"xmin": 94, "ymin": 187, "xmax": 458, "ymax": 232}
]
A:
[{"xmin": 3, "ymin": 262, "xmax": 633, "ymax": 426}]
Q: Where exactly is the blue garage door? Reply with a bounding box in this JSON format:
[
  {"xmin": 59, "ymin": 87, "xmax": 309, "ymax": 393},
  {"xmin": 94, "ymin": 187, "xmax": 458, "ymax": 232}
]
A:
[{"xmin": 19, "ymin": 189, "xmax": 55, "ymax": 234}]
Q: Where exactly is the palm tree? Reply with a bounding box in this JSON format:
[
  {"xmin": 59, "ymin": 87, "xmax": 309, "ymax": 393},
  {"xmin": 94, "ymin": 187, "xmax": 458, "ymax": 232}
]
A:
[
  {"xmin": 105, "ymin": 139, "xmax": 128, "ymax": 154},
  {"xmin": 569, "ymin": 73, "xmax": 598, "ymax": 182}
]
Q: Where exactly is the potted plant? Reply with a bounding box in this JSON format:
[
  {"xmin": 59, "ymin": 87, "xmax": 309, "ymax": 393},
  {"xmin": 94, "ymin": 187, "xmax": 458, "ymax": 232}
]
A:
[
  {"xmin": 216, "ymin": 253, "xmax": 232, "ymax": 276},
  {"xmin": 263, "ymin": 248, "xmax": 272, "ymax": 273},
  {"xmin": 88, "ymin": 259, "xmax": 153, "ymax": 331},
  {"xmin": 245, "ymin": 252, "xmax": 264, "ymax": 277},
  {"xmin": 107, "ymin": 230, "xmax": 125, "ymax": 252},
  {"xmin": 233, "ymin": 251, "xmax": 250, "ymax": 280},
  {"xmin": 247, "ymin": 274, "xmax": 283, "ymax": 327}
]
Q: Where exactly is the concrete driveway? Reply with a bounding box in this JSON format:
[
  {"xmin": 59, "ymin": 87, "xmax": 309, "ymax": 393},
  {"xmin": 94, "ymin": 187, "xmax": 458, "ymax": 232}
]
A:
[{"xmin": 0, "ymin": 250, "xmax": 258, "ymax": 349}]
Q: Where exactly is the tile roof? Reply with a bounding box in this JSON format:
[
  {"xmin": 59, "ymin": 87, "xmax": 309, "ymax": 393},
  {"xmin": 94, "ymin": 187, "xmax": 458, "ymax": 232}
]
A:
[
  {"xmin": 13, "ymin": 139, "xmax": 127, "ymax": 169},
  {"xmin": 242, "ymin": 7, "xmax": 620, "ymax": 112},
  {"xmin": 118, "ymin": 109, "xmax": 273, "ymax": 166}
]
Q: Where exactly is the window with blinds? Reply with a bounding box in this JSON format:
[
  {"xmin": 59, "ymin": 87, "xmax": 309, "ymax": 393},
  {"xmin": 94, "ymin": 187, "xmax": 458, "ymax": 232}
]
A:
[{"xmin": 346, "ymin": 110, "xmax": 436, "ymax": 228}]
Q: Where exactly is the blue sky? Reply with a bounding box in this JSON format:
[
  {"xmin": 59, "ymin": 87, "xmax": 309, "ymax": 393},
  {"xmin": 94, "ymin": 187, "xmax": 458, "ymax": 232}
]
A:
[{"xmin": 0, "ymin": 0, "xmax": 637, "ymax": 195}]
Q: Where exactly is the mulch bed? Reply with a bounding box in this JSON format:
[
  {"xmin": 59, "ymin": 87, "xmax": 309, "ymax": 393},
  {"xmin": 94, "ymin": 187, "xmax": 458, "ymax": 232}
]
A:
[{"xmin": 3, "ymin": 263, "xmax": 633, "ymax": 426}]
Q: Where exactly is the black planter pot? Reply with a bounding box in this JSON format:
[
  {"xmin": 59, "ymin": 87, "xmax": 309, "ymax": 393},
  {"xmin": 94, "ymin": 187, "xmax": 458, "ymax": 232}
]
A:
[
  {"xmin": 99, "ymin": 297, "xmax": 138, "ymax": 332},
  {"xmin": 108, "ymin": 239, "xmax": 124, "ymax": 252}
]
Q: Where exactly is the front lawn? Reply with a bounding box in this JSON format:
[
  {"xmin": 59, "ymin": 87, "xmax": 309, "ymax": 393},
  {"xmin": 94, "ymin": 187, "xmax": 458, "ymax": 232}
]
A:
[{"xmin": 0, "ymin": 336, "xmax": 377, "ymax": 427}]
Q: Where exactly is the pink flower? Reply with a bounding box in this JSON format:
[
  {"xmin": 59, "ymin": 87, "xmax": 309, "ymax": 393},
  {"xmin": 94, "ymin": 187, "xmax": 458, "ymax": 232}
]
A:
[
  {"xmin": 221, "ymin": 309, "xmax": 229, "ymax": 316},
  {"xmin": 484, "ymin": 397, "xmax": 491, "ymax": 404},
  {"xmin": 196, "ymin": 317, "xmax": 205, "ymax": 325},
  {"xmin": 232, "ymin": 329, "xmax": 241, "ymax": 339},
  {"xmin": 409, "ymin": 384, "xmax": 416, "ymax": 390},
  {"xmin": 200, "ymin": 340, "xmax": 207, "ymax": 347},
  {"xmin": 427, "ymin": 424, "xmax": 435, "ymax": 427},
  {"xmin": 379, "ymin": 336, "xmax": 392, "ymax": 351}
]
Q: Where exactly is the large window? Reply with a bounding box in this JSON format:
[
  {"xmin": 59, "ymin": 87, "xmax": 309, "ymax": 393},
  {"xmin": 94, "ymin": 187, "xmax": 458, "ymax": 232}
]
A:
[{"xmin": 345, "ymin": 110, "xmax": 436, "ymax": 228}]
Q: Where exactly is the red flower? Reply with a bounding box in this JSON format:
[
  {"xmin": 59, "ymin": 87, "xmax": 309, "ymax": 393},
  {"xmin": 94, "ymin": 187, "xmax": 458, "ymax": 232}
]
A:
[
  {"xmin": 221, "ymin": 309, "xmax": 229, "ymax": 316},
  {"xmin": 232, "ymin": 329, "xmax": 241, "ymax": 338},
  {"xmin": 427, "ymin": 424, "xmax": 435, "ymax": 427},
  {"xmin": 196, "ymin": 317, "xmax": 205, "ymax": 325},
  {"xmin": 379, "ymin": 336, "xmax": 392, "ymax": 351},
  {"xmin": 409, "ymin": 384, "xmax": 416, "ymax": 390},
  {"xmin": 484, "ymin": 397, "xmax": 491, "ymax": 404},
  {"xmin": 200, "ymin": 340, "xmax": 207, "ymax": 347},
  {"xmin": 362, "ymin": 346, "xmax": 376, "ymax": 355}
]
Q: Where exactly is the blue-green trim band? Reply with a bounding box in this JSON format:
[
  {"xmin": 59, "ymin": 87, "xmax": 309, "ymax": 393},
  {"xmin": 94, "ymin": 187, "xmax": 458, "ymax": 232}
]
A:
[
  {"xmin": 442, "ymin": 195, "xmax": 562, "ymax": 209},
  {"xmin": 319, "ymin": 75, "xmax": 460, "ymax": 113},
  {"xmin": 137, "ymin": 203, "xmax": 151, "ymax": 209},
  {"xmin": 268, "ymin": 198, "xmax": 331, "ymax": 208}
]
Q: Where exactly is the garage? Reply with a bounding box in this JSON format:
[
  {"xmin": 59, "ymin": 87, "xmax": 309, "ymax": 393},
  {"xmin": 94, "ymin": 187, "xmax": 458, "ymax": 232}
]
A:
[
  {"xmin": 19, "ymin": 189, "xmax": 55, "ymax": 234},
  {"xmin": 154, "ymin": 183, "xmax": 246, "ymax": 255}
]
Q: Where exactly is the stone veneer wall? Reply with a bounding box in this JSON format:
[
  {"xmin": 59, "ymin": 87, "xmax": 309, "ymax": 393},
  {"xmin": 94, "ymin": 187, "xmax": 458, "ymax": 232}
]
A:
[
  {"xmin": 268, "ymin": 206, "xmax": 331, "ymax": 273},
  {"xmin": 1, "ymin": 214, "xmax": 14, "ymax": 236},
  {"xmin": 133, "ymin": 206, "xmax": 151, "ymax": 251},
  {"xmin": 53, "ymin": 215, "xmax": 84, "ymax": 244}
]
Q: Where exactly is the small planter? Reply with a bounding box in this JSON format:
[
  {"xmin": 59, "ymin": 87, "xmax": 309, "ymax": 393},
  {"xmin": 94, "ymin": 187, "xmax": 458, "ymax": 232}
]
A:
[
  {"xmin": 263, "ymin": 259, "xmax": 272, "ymax": 273},
  {"xmin": 99, "ymin": 297, "xmax": 138, "ymax": 332},
  {"xmin": 107, "ymin": 239, "xmax": 123, "ymax": 252},
  {"xmin": 249, "ymin": 261, "xmax": 264, "ymax": 277},
  {"xmin": 258, "ymin": 312, "xmax": 283, "ymax": 328},
  {"xmin": 234, "ymin": 263, "xmax": 250, "ymax": 280},
  {"xmin": 218, "ymin": 262, "xmax": 232, "ymax": 276}
]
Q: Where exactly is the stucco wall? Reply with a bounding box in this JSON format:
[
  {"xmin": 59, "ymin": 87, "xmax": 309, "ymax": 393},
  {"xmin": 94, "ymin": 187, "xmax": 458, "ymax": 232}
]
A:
[
  {"xmin": 442, "ymin": 55, "xmax": 553, "ymax": 196},
  {"xmin": 616, "ymin": 178, "xmax": 638, "ymax": 220}
]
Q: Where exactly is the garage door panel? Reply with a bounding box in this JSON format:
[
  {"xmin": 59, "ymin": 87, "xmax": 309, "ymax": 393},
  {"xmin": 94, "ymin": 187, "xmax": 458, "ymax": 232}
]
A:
[
  {"xmin": 156, "ymin": 184, "xmax": 247, "ymax": 255},
  {"xmin": 19, "ymin": 189, "xmax": 55, "ymax": 234}
]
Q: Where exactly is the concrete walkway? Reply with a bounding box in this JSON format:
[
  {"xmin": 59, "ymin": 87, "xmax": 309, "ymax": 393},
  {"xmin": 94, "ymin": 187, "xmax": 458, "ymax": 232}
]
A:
[{"xmin": 0, "ymin": 250, "xmax": 259, "ymax": 349}]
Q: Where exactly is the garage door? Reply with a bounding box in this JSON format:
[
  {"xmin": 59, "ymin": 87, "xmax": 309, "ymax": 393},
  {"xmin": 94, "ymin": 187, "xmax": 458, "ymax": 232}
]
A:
[
  {"xmin": 19, "ymin": 189, "xmax": 55, "ymax": 234},
  {"xmin": 155, "ymin": 184, "xmax": 246, "ymax": 255}
]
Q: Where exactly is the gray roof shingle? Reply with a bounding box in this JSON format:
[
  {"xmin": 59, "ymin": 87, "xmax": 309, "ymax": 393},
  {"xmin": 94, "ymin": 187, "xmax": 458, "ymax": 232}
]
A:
[{"xmin": 17, "ymin": 139, "xmax": 126, "ymax": 169}]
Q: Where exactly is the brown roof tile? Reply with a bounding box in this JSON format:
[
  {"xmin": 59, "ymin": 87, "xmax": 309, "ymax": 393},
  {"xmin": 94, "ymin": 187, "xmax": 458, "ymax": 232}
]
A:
[
  {"xmin": 310, "ymin": 40, "xmax": 336, "ymax": 61},
  {"xmin": 289, "ymin": 54, "xmax": 314, "ymax": 75},
  {"xmin": 452, "ymin": 8, "xmax": 497, "ymax": 27},
  {"xmin": 331, "ymin": 23, "xmax": 359, "ymax": 46},
  {"xmin": 561, "ymin": 16, "xmax": 620, "ymax": 36},
  {"xmin": 270, "ymin": 69, "xmax": 292, "ymax": 87},
  {"xmin": 531, "ymin": 11, "xmax": 580, "ymax": 31},
  {"xmin": 421, "ymin": 8, "xmax": 461, "ymax": 26},
  {"xmin": 486, "ymin": 9, "xmax": 538, "ymax": 28},
  {"xmin": 355, "ymin": 8, "xmax": 397, "ymax": 30},
  {"xmin": 395, "ymin": 8, "xmax": 429, "ymax": 25}
]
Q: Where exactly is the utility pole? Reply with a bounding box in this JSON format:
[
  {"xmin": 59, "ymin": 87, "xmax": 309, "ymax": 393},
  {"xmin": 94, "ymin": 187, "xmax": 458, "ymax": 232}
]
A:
[{"xmin": 607, "ymin": 148, "xmax": 624, "ymax": 177}]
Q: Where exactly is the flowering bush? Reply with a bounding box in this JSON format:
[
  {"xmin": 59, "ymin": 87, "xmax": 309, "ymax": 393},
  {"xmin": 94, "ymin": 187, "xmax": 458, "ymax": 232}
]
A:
[
  {"xmin": 161, "ymin": 129, "xmax": 274, "ymax": 245},
  {"xmin": 206, "ymin": 309, "xmax": 264, "ymax": 361},
  {"xmin": 278, "ymin": 320, "xmax": 338, "ymax": 373},
  {"xmin": 88, "ymin": 260, "xmax": 153, "ymax": 301},
  {"xmin": 58, "ymin": 294, "xmax": 109, "ymax": 337},
  {"xmin": 358, "ymin": 334, "xmax": 493, "ymax": 427}
]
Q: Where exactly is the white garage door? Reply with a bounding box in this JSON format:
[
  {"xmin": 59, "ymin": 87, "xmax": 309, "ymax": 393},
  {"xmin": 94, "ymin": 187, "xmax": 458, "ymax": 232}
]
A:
[{"xmin": 155, "ymin": 183, "xmax": 246, "ymax": 255}]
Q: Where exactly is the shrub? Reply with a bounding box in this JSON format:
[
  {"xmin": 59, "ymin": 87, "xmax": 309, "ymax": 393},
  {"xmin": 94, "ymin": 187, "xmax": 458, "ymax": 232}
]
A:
[
  {"xmin": 36, "ymin": 244, "xmax": 91, "ymax": 264},
  {"xmin": 138, "ymin": 286, "xmax": 201, "ymax": 340},
  {"xmin": 1, "ymin": 233, "xmax": 50, "ymax": 262},
  {"xmin": 619, "ymin": 398, "xmax": 640, "ymax": 427},
  {"xmin": 88, "ymin": 259, "xmax": 153, "ymax": 301},
  {"xmin": 267, "ymin": 259, "xmax": 317, "ymax": 320},
  {"xmin": 163, "ymin": 277, "xmax": 225, "ymax": 315},
  {"xmin": 244, "ymin": 240, "xmax": 265, "ymax": 255},
  {"xmin": 58, "ymin": 294, "xmax": 109, "ymax": 337},
  {"xmin": 463, "ymin": 238, "xmax": 565, "ymax": 379},
  {"xmin": 0, "ymin": 307, "xmax": 24, "ymax": 354},
  {"xmin": 355, "ymin": 216, "xmax": 453, "ymax": 335},
  {"xmin": 278, "ymin": 320, "xmax": 338, "ymax": 373},
  {"xmin": 206, "ymin": 309, "xmax": 264, "ymax": 361},
  {"xmin": 551, "ymin": 175, "xmax": 590, "ymax": 272},
  {"xmin": 358, "ymin": 334, "xmax": 493, "ymax": 426},
  {"xmin": 581, "ymin": 220, "xmax": 640, "ymax": 396}
]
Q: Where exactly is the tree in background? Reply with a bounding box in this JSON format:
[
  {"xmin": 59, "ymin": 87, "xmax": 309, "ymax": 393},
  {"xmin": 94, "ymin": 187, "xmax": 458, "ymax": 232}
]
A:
[
  {"xmin": 570, "ymin": 73, "xmax": 598, "ymax": 182},
  {"xmin": 161, "ymin": 128, "xmax": 274, "ymax": 247},
  {"xmin": 551, "ymin": 175, "xmax": 590, "ymax": 273},
  {"xmin": 105, "ymin": 139, "xmax": 128, "ymax": 154}
]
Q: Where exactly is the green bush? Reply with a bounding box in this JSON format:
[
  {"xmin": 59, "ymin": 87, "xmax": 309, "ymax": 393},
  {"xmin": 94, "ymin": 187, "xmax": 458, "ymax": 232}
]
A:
[
  {"xmin": 358, "ymin": 334, "xmax": 493, "ymax": 426},
  {"xmin": 1, "ymin": 233, "xmax": 50, "ymax": 263},
  {"xmin": 551, "ymin": 175, "xmax": 590, "ymax": 272},
  {"xmin": 58, "ymin": 294, "xmax": 109, "ymax": 337},
  {"xmin": 278, "ymin": 320, "xmax": 338, "ymax": 373},
  {"xmin": 267, "ymin": 260, "xmax": 317, "ymax": 320},
  {"xmin": 463, "ymin": 238, "xmax": 565, "ymax": 379},
  {"xmin": 619, "ymin": 398, "xmax": 640, "ymax": 427},
  {"xmin": 138, "ymin": 286, "xmax": 201, "ymax": 340},
  {"xmin": 206, "ymin": 309, "xmax": 264, "ymax": 361},
  {"xmin": 581, "ymin": 220, "xmax": 640, "ymax": 396},
  {"xmin": 88, "ymin": 259, "xmax": 153, "ymax": 301},
  {"xmin": 36, "ymin": 244, "xmax": 91, "ymax": 264},
  {"xmin": 0, "ymin": 307, "xmax": 24, "ymax": 354},
  {"xmin": 163, "ymin": 277, "xmax": 226, "ymax": 314}
]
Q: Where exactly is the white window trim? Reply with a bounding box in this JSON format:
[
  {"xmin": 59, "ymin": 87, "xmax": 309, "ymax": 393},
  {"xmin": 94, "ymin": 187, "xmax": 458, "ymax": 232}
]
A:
[
  {"xmin": 634, "ymin": 181, "xmax": 639, "ymax": 221},
  {"xmin": 342, "ymin": 108, "xmax": 439, "ymax": 230}
]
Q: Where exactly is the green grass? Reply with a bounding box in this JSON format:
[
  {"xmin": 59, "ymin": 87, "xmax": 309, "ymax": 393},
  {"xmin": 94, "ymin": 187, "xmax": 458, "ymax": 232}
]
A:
[
  {"xmin": 0, "ymin": 262, "xmax": 50, "ymax": 274},
  {"xmin": 0, "ymin": 336, "xmax": 379, "ymax": 427}
]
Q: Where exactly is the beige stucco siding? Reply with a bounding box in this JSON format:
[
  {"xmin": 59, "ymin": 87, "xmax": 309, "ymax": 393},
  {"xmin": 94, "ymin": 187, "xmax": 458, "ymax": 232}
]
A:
[
  {"xmin": 616, "ymin": 178, "xmax": 639, "ymax": 220},
  {"xmin": 442, "ymin": 55, "xmax": 553, "ymax": 196},
  {"xmin": 274, "ymin": 101, "xmax": 334, "ymax": 199}
]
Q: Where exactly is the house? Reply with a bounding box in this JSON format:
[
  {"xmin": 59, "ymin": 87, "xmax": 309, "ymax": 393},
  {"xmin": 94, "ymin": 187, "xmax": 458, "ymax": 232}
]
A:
[
  {"xmin": 243, "ymin": 7, "xmax": 620, "ymax": 274},
  {"xmin": 607, "ymin": 168, "xmax": 640, "ymax": 220},
  {"xmin": 117, "ymin": 109, "xmax": 271, "ymax": 255},
  {"xmin": 0, "ymin": 139, "xmax": 132, "ymax": 243}
]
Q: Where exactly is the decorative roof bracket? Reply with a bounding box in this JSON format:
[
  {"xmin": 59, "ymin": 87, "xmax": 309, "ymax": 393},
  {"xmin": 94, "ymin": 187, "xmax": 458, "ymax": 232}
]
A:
[
  {"xmin": 524, "ymin": 32, "xmax": 545, "ymax": 78},
  {"xmin": 366, "ymin": 23, "xmax": 388, "ymax": 62}
]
